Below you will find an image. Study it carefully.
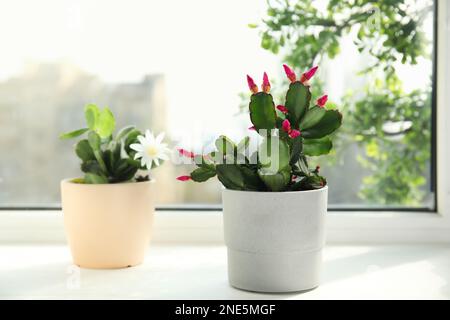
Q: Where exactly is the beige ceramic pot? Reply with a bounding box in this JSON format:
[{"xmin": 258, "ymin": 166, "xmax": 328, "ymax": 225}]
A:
[{"xmin": 60, "ymin": 179, "xmax": 154, "ymax": 269}]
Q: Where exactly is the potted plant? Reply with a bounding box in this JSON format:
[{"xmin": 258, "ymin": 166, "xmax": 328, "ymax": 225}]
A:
[
  {"xmin": 177, "ymin": 65, "xmax": 342, "ymax": 292},
  {"xmin": 60, "ymin": 104, "xmax": 169, "ymax": 269}
]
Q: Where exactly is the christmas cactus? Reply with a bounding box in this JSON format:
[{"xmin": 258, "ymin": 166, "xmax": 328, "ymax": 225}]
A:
[
  {"xmin": 60, "ymin": 104, "xmax": 169, "ymax": 184},
  {"xmin": 177, "ymin": 64, "xmax": 342, "ymax": 191}
]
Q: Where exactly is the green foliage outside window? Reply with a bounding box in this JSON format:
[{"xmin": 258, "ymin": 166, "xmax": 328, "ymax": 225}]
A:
[{"xmin": 251, "ymin": 0, "xmax": 434, "ymax": 205}]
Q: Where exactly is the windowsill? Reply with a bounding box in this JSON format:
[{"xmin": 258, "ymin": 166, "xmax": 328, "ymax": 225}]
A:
[
  {"xmin": 1, "ymin": 243, "xmax": 449, "ymax": 299},
  {"xmin": 1, "ymin": 210, "xmax": 450, "ymax": 299},
  {"xmin": 1, "ymin": 209, "xmax": 450, "ymax": 244}
]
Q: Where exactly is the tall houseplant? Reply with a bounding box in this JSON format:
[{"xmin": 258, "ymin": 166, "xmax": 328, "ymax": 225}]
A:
[
  {"xmin": 60, "ymin": 104, "xmax": 169, "ymax": 269},
  {"xmin": 178, "ymin": 65, "xmax": 342, "ymax": 292}
]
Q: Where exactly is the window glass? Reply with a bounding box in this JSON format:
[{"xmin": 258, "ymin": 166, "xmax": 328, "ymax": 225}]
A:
[{"xmin": 0, "ymin": 0, "xmax": 435, "ymax": 209}]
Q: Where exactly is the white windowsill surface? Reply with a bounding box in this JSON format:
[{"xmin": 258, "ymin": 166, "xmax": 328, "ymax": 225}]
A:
[
  {"xmin": 0, "ymin": 210, "xmax": 450, "ymax": 299},
  {"xmin": 1, "ymin": 243, "xmax": 449, "ymax": 299}
]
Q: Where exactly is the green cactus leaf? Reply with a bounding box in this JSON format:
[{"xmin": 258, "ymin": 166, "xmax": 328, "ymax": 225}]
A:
[
  {"xmin": 299, "ymin": 106, "xmax": 326, "ymax": 130},
  {"xmin": 190, "ymin": 166, "xmax": 217, "ymax": 182},
  {"xmin": 239, "ymin": 166, "xmax": 265, "ymax": 191},
  {"xmin": 258, "ymin": 165, "xmax": 291, "ymax": 191},
  {"xmin": 303, "ymin": 137, "xmax": 333, "ymax": 156},
  {"xmin": 75, "ymin": 139, "xmax": 95, "ymax": 162},
  {"xmin": 289, "ymin": 136, "xmax": 303, "ymax": 165},
  {"xmin": 216, "ymin": 164, "xmax": 245, "ymax": 190},
  {"xmin": 249, "ymin": 92, "xmax": 277, "ymax": 131},
  {"xmin": 302, "ymin": 110, "xmax": 342, "ymax": 139},
  {"xmin": 59, "ymin": 128, "xmax": 89, "ymax": 140},
  {"xmin": 87, "ymin": 131, "xmax": 108, "ymax": 173},
  {"xmin": 285, "ymin": 81, "xmax": 311, "ymax": 126}
]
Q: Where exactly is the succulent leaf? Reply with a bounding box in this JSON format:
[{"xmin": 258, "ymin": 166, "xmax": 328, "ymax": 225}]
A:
[
  {"xmin": 81, "ymin": 160, "xmax": 103, "ymax": 175},
  {"xmin": 84, "ymin": 172, "xmax": 108, "ymax": 184},
  {"xmin": 60, "ymin": 128, "xmax": 89, "ymax": 140},
  {"xmin": 237, "ymin": 136, "xmax": 250, "ymax": 152},
  {"xmin": 114, "ymin": 165, "xmax": 138, "ymax": 182},
  {"xmin": 96, "ymin": 107, "xmax": 116, "ymax": 138},
  {"xmin": 259, "ymin": 136, "xmax": 290, "ymax": 174},
  {"xmin": 75, "ymin": 139, "xmax": 96, "ymax": 162},
  {"xmin": 84, "ymin": 104, "xmax": 100, "ymax": 130},
  {"xmin": 124, "ymin": 129, "xmax": 142, "ymax": 153},
  {"xmin": 88, "ymin": 131, "xmax": 101, "ymax": 151},
  {"xmin": 115, "ymin": 125, "xmax": 136, "ymax": 141}
]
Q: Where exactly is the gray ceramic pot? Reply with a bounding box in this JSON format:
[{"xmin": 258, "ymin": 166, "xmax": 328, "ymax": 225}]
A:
[{"xmin": 222, "ymin": 186, "xmax": 328, "ymax": 293}]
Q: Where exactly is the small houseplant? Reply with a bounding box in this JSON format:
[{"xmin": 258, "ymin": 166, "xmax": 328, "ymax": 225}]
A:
[
  {"xmin": 60, "ymin": 104, "xmax": 169, "ymax": 269},
  {"xmin": 177, "ymin": 65, "xmax": 342, "ymax": 292}
]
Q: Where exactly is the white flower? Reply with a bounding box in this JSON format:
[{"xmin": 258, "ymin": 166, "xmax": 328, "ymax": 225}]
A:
[{"xmin": 130, "ymin": 130, "xmax": 170, "ymax": 170}]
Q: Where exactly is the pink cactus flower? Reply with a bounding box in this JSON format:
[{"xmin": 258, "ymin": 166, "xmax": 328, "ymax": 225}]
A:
[
  {"xmin": 283, "ymin": 64, "xmax": 296, "ymax": 82},
  {"xmin": 300, "ymin": 66, "xmax": 318, "ymax": 83},
  {"xmin": 247, "ymin": 75, "xmax": 258, "ymax": 94},
  {"xmin": 282, "ymin": 119, "xmax": 291, "ymax": 133},
  {"xmin": 289, "ymin": 129, "xmax": 301, "ymax": 139},
  {"xmin": 262, "ymin": 72, "xmax": 271, "ymax": 93},
  {"xmin": 282, "ymin": 119, "xmax": 301, "ymax": 139},
  {"xmin": 248, "ymin": 126, "xmax": 256, "ymax": 131},
  {"xmin": 176, "ymin": 175, "xmax": 191, "ymax": 181},
  {"xmin": 276, "ymin": 105, "xmax": 288, "ymax": 114},
  {"xmin": 317, "ymin": 95, "xmax": 328, "ymax": 108},
  {"xmin": 177, "ymin": 148, "xmax": 195, "ymax": 158}
]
